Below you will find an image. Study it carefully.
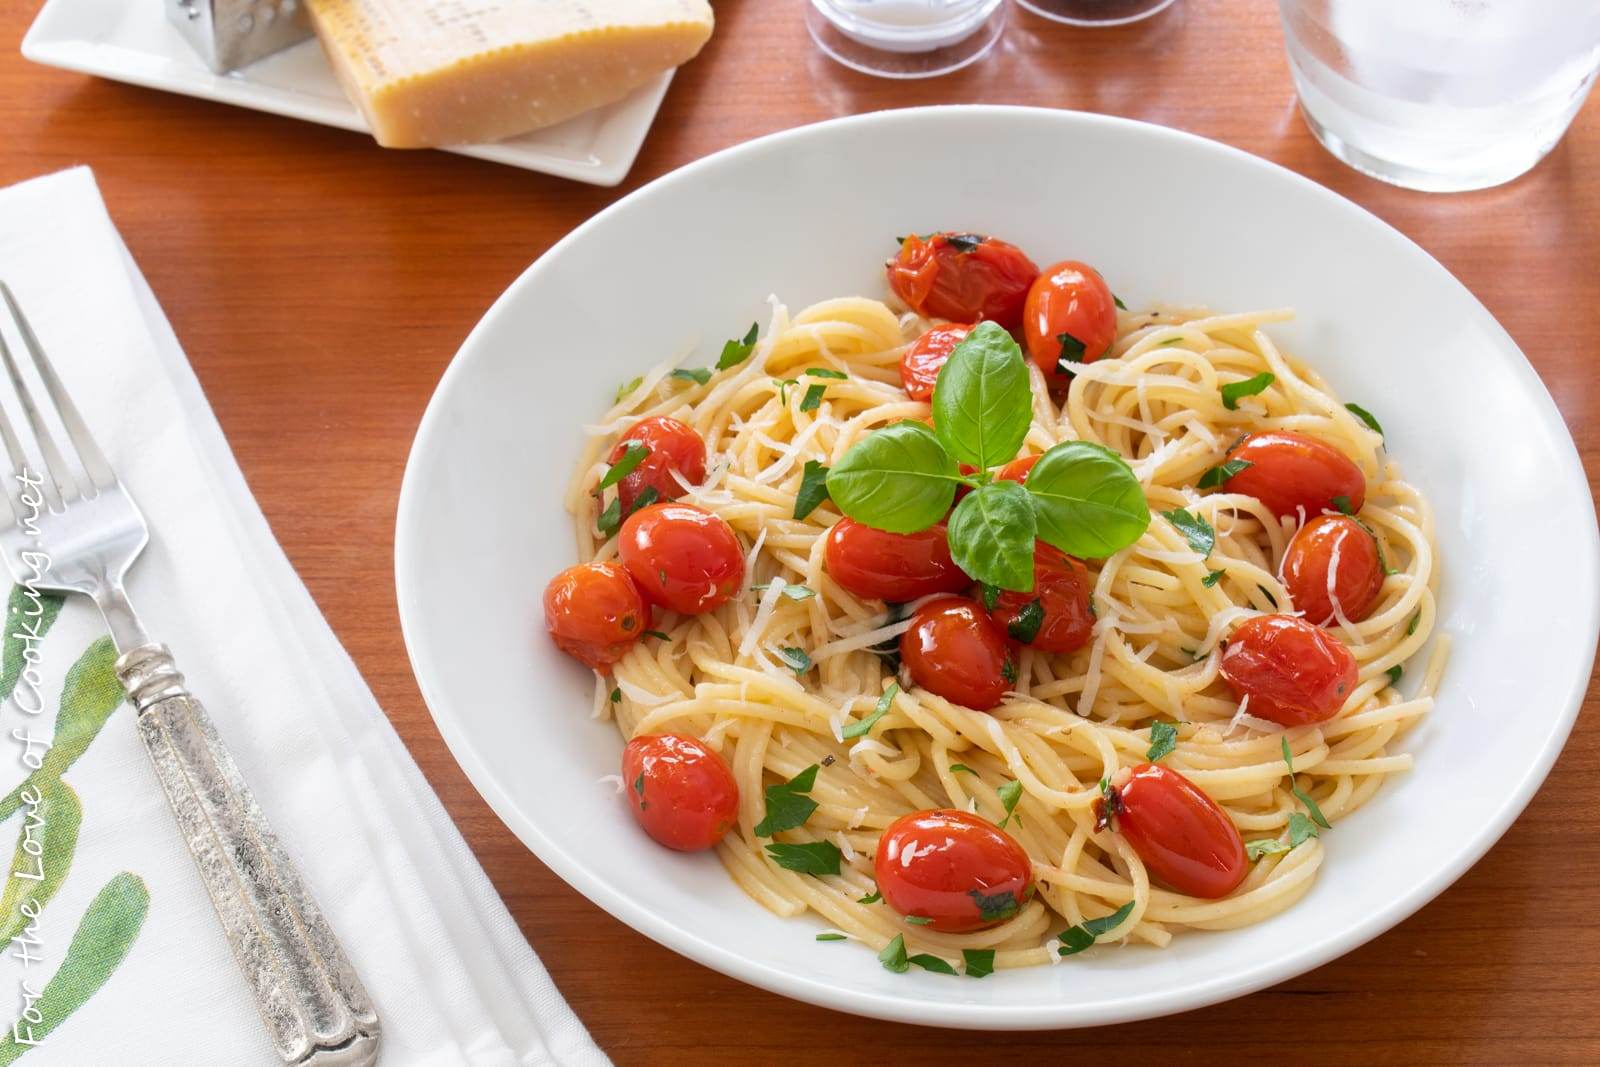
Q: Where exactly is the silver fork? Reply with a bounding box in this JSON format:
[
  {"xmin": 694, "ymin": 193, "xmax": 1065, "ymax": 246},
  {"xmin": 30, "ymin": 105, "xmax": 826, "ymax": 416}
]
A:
[{"xmin": 0, "ymin": 284, "xmax": 381, "ymax": 1066}]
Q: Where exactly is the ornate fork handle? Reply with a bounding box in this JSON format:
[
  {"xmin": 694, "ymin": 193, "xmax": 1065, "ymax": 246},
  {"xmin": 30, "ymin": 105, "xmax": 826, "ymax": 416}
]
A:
[{"xmin": 117, "ymin": 644, "xmax": 381, "ymax": 1066}]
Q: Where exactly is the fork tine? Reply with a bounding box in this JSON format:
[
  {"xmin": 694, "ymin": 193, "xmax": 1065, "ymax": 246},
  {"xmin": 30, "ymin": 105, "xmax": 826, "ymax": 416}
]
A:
[
  {"xmin": 0, "ymin": 326, "xmax": 62, "ymax": 517},
  {"xmin": 0, "ymin": 286, "xmax": 87, "ymax": 509},
  {"xmin": 0, "ymin": 284, "xmax": 117, "ymax": 494}
]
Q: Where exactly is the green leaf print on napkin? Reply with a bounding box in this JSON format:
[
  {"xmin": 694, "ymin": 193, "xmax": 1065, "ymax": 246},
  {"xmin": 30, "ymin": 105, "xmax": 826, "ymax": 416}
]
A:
[
  {"xmin": 0, "ymin": 638, "xmax": 122, "ymax": 824},
  {"xmin": 0, "ymin": 873, "xmax": 150, "ymax": 1066},
  {"xmin": 0, "ymin": 587, "xmax": 64, "ymax": 704},
  {"xmin": 0, "ymin": 778, "xmax": 80, "ymax": 945}
]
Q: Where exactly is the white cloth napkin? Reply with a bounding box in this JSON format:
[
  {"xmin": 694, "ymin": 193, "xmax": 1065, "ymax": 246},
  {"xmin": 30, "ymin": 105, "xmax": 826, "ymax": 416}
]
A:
[{"xmin": 0, "ymin": 167, "xmax": 608, "ymax": 1066}]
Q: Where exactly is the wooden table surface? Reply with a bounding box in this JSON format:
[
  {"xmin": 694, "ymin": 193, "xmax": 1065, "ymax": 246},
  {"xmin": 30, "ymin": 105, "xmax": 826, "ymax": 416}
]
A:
[{"xmin": 5, "ymin": 0, "xmax": 1598, "ymax": 1062}]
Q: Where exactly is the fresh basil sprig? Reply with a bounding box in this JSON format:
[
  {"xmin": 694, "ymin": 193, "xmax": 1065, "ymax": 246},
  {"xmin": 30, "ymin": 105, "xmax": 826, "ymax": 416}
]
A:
[{"xmin": 822, "ymin": 324, "xmax": 1148, "ymax": 591}]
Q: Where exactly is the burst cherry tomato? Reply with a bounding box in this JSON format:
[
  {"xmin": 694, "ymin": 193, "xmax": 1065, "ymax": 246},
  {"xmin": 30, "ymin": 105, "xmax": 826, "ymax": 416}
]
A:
[
  {"xmin": 1099, "ymin": 763, "xmax": 1247, "ymax": 899},
  {"xmin": 1281, "ymin": 515, "xmax": 1385, "ymax": 624},
  {"xmin": 900, "ymin": 597, "xmax": 1015, "ymax": 711},
  {"xmin": 987, "ymin": 543, "xmax": 1095, "ymax": 654},
  {"xmin": 1220, "ymin": 614, "xmax": 1359, "ymax": 726},
  {"xmin": 609, "ymin": 416, "xmax": 708, "ymax": 514},
  {"xmin": 874, "ymin": 809, "xmax": 1033, "ymax": 932},
  {"xmin": 1023, "ymin": 261, "xmax": 1119, "ymax": 389},
  {"xmin": 622, "ymin": 734, "xmax": 739, "ymax": 851},
  {"xmin": 543, "ymin": 561, "xmax": 651, "ymax": 670},
  {"xmin": 1219, "ymin": 431, "xmax": 1367, "ymax": 520},
  {"xmin": 996, "ymin": 454, "xmax": 1040, "ymax": 485},
  {"xmin": 825, "ymin": 519, "xmax": 970, "ymax": 602},
  {"xmin": 619, "ymin": 503, "xmax": 743, "ymax": 614},
  {"xmin": 900, "ymin": 323, "xmax": 973, "ymax": 401},
  {"xmin": 886, "ymin": 233, "xmax": 1040, "ymax": 329}
]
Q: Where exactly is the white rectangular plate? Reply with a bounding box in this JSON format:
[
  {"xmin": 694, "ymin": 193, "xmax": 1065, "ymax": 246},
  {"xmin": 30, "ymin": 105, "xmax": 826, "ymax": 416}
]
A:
[{"xmin": 22, "ymin": 0, "xmax": 673, "ymax": 187}]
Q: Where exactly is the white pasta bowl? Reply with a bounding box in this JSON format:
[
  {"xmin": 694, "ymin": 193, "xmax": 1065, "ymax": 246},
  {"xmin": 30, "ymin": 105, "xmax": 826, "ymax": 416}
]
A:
[{"xmin": 394, "ymin": 106, "xmax": 1599, "ymax": 1029}]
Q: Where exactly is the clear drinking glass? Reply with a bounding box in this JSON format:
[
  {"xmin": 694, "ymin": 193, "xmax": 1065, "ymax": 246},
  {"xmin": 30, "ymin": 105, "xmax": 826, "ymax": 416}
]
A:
[
  {"xmin": 805, "ymin": 0, "xmax": 1008, "ymax": 79},
  {"xmin": 1014, "ymin": 0, "xmax": 1178, "ymax": 28},
  {"xmin": 1278, "ymin": 1, "xmax": 1600, "ymax": 192}
]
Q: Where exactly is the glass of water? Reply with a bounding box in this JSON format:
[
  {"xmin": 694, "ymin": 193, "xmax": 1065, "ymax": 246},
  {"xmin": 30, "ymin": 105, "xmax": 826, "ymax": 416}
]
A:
[
  {"xmin": 1279, "ymin": 1, "xmax": 1600, "ymax": 192},
  {"xmin": 805, "ymin": 0, "xmax": 1008, "ymax": 79}
]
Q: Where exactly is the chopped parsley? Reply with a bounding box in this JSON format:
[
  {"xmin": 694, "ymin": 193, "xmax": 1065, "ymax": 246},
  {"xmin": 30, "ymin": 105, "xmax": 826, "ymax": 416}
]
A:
[
  {"xmin": 776, "ymin": 646, "xmax": 812, "ymax": 675},
  {"xmin": 979, "ymin": 583, "xmax": 1001, "ymax": 611},
  {"xmin": 1245, "ymin": 837, "xmax": 1291, "ymax": 861},
  {"xmin": 1202, "ymin": 569, "xmax": 1226, "ymax": 587},
  {"xmin": 962, "ymin": 948, "xmax": 996, "ymax": 978},
  {"xmin": 596, "ymin": 497, "xmax": 622, "ymax": 538},
  {"xmin": 1198, "ymin": 458, "xmax": 1252, "ymax": 489},
  {"xmin": 908, "ymin": 953, "xmax": 957, "ymax": 975},
  {"xmin": 717, "ymin": 322, "xmax": 760, "ymax": 370},
  {"xmin": 857, "ymin": 888, "xmax": 882, "ymax": 905},
  {"xmin": 614, "ymin": 376, "xmax": 642, "ymax": 403},
  {"xmin": 1288, "ymin": 811, "xmax": 1320, "ymax": 847},
  {"xmin": 765, "ymin": 840, "xmax": 843, "ymax": 876},
  {"xmin": 751, "ymin": 579, "xmax": 817, "ymax": 601},
  {"xmin": 968, "ymin": 887, "xmax": 1020, "ymax": 923},
  {"xmin": 754, "ymin": 764, "xmax": 820, "ymax": 837},
  {"xmin": 805, "ymin": 368, "xmax": 848, "ymax": 380},
  {"xmin": 1331, "ymin": 494, "xmax": 1354, "ymax": 515},
  {"xmin": 642, "ymin": 630, "xmax": 671, "ymax": 641},
  {"xmin": 815, "ymin": 933, "xmax": 847, "ymax": 942},
  {"xmin": 842, "ymin": 683, "xmax": 898, "ymax": 741},
  {"xmin": 1001, "ymin": 657, "xmax": 1017, "ymax": 686},
  {"xmin": 1113, "ymin": 294, "xmax": 1128, "ymax": 311},
  {"xmin": 1220, "ymin": 371, "xmax": 1275, "ymax": 410},
  {"xmin": 773, "ymin": 377, "xmax": 798, "ymax": 403},
  {"xmin": 609, "ymin": 687, "xmax": 621, "ymax": 704},
  {"xmin": 944, "ymin": 233, "xmax": 984, "ymax": 253},
  {"xmin": 879, "ymin": 934, "xmax": 910, "ymax": 973},
  {"xmin": 670, "ymin": 367, "xmax": 712, "ymax": 385},
  {"xmin": 1386, "ymin": 664, "xmax": 1403, "ymax": 686},
  {"xmin": 1145, "ymin": 721, "xmax": 1178, "ymax": 762},
  {"xmin": 794, "ymin": 460, "xmax": 831, "ymax": 520},
  {"xmin": 949, "ymin": 763, "xmax": 975, "ymax": 775},
  {"xmin": 1161, "ymin": 507, "xmax": 1215, "ymax": 557},
  {"xmin": 904, "ymin": 915, "xmax": 932, "ymax": 926},
  {"xmin": 1407, "ymin": 611, "xmax": 1420, "ymax": 636},
  {"xmin": 1057, "ymin": 900, "xmax": 1136, "ymax": 956},
  {"xmin": 1006, "ymin": 599, "xmax": 1045, "ymax": 643},
  {"xmin": 1056, "ymin": 331, "xmax": 1086, "ymax": 375},
  {"xmin": 800, "ymin": 382, "xmax": 827, "ymax": 412}
]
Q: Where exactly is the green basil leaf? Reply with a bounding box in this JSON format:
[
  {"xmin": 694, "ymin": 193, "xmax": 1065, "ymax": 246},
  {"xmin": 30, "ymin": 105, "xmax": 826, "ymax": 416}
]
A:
[
  {"xmin": 1331, "ymin": 494, "xmax": 1354, "ymax": 515},
  {"xmin": 752, "ymin": 580, "xmax": 816, "ymax": 601},
  {"xmin": 773, "ymin": 377, "xmax": 798, "ymax": 403},
  {"xmin": 1001, "ymin": 657, "xmax": 1017, "ymax": 686},
  {"xmin": 857, "ymin": 888, "xmax": 882, "ymax": 904},
  {"xmin": 842, "ymin": 683, "xmax": 898, "ymax": 741},
  {"xmin": 944, "ymin": 233, "xmax": 983, "ymax": 253},
  {"xmin": 1287, "ymin": 811, "xmax": 1320, "ymax": 847},
  {"xmin": 642, "ymin": 629, "xmax": 671, "ymax": 641},
  {"xmin": 930, "ymin": 321, "xmax": 1033, "ymax": 470},
  {"xmin": 598, "ymin": 442, "xmax": 649, "ymax": 491},
  {"xmin": 1407, "ymin": 611, "xmax": 1420, "ymax": 636},
  {"xmin": 609, "ymin": 687, "xmax": 621, "ymax": 703},
  {"xmin": 1220, "ymin": 371, "xmax": 1275, "ymax": 410},
  {"xmin": 979, "ymin": 583, "xmax": 1000, "ymax": 611},
  {"xmin": 596, "ymin": 497, "xmax": 622, "ymax": 538},
  {"xmin": 1385, "ymin": 664, "xmax": 1403, "ymax": 686},
  {"xmin": 996, "ymin": 779, "xmax": 1024, "ymax": 828},
  {"xmin": 717, "ymin": 322, "xmax": 760, "ymax": 370},
  {"xmin": 795, "ymin": 460, "xmax": 831, "ymax": 521},
  {"xmin": 1202, "ymin": 569, "xmax": 1226, "ymax": 587},
  {"xmin": 1006, "ymin": 598, "xmax": 1044, "ymax": 643},
  {"xmin": 800, "ymin": 382, "xmax": 826, "ymax": 412},
  {"xmin": 947, "ymin": 480, "xmax": 1037, "ymax": 591},
  {"xmin": 1160, "ymin": 507, "xmax": 1215, "ymax": 557},
  {"xmin": 1056, "ymin": 332, "xmax": 1086, "ymax": 375},
  {"xmin": 1145, "ymin": 721, "xmax": 1177, "ymax": 762},
  {"xmin": 826, "ymin": 422, "xmax": 959, "ymax": 533},
  {"xmin": 1245, "ymin": 837, "xmax": 1292, "ymax": 861},
  {"xmin": 962, "ymin": 948, "xmax": 996, "ymax": 978},
  {"xmin": 1057, "ymin": 900, "xmax": 1136, "ymax": 956},
  {"xmin": 805, "ymin": 368, "xmax": 848, "ymax": 380},
  {"xmin": 631, "ymin": 486, "xmax": 660, "ymax": 514},
  {"xmin": 879, "ymin": 933, "xmax": 909, "ymax": 973},
  {"xmin": 755, "ymin": 764, "xmax": 820, "ymax": 837},
  {"xmin": 777, "ymin": 646, "xmax": 812, "ymax": 675},
  {"xmin": 1198, "ymin": 458, "xmax": 1252, "ymax": 489},
  {"xmin": 765, "ymin": 841, "xmax": 842, "ymax": 876},
  {"xmin": 908, "ymin": 953, "xmax": 958, "ymax": 975},
  {"xmin": 671, "ymin": 367, "xmax": 712, "ymax": 385},
  {"xmin": 1345, "ymin": 402, "xmax": 1384, "ymax": 436},
  {"xmin": 904, "ymin": 915, "xmax": 933, "ymax": 925},
  {"xmin": 1282, "ymin": 738, "xmax": 1332, "ymax": 830},
  {"xmin": 815, "ymin": 933, "xmax": 847, "ymax": 942},
  {"xmin": 949, "ymin": 763, "xmax": 975, "ymax": 775},
  {"xmin": 968, "ymin": 887, "xmax": 1020, "ymax": 923},
  {"xmin": 614, "ymin": 376, "xmax": 642, "ymax": 403},
  {"xmin": 1025, "ymin": 441, "xmax": 1150, "ymax": 559}
]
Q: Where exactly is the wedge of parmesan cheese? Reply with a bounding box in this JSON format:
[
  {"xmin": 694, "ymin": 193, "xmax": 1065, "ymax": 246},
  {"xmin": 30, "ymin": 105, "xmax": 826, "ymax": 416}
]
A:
[{"xmin": 306, "ymin": 0, "xmax": 715, "ymax": 148}]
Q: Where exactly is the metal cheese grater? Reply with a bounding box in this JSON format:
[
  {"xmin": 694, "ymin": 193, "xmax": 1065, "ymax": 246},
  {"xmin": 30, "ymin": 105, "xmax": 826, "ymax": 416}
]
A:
[{"xmin": 167, "ymin": 0, "xmax": 315, "ymax": 73}]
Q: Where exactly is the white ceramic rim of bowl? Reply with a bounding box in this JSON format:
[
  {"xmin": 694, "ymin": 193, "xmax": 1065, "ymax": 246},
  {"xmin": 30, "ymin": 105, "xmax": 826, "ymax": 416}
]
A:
[{"xmin": 395, "ymin": 105, "xmax": 1599, "ymax": 1029}]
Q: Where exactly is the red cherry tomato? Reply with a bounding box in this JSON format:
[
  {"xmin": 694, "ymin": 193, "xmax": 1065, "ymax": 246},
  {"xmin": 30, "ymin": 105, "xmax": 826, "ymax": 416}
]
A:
[
  {"xmin": 619, "ymin": 503, "xmax": 744, "ymax": 615},
  {"xmin": 874, "ymin": 809, "xmax": 1033, "ymax": 932},
  {"xmin": 1219, "ymin": 614, "xmax": 1359, "ymax": 726},
  {"xmin": 609, "ymin": 416, "xmax": 708, "ymax": 514},
  {"xmin": 1219, "ymin": 431, "xmax": 1367, "ymax": 520},
  {"xmin": 1023, "ymin": 261, "xmax": 1119, "ymax": 389},
  {"xmin": 900, "ymin": 323, "xmax": 973, "ymax": 402},
  {"xmin": 825, "ymin": 519, "xmax": 970, "ymax": 602},
  {"xmin": 1101, "ymin": 763, "xmax": 1247, "ymax": 899},
  {"xmin": 987, "ymin": 543, "xmax": 1095, "ymax": 654},
  {"xmin": 995, "ymin": 454, "xmax": 1040, "ymax": 485},
  {"xmin": 1281, "ymin": 515, "xmax": 1385, "ymax": 624},
  {"xmin": 900, "ymin": 597, "xmax": 1015, "ymax": 711},
  {"xmin": 543, "ymin": 561, "xmax": 651, "ymax": 670},
  {"xmin": 886, "ymin": 233, "xmax": 1040, "ymax": 329},
  {"xmin": 621, "ymin": 734, "xmax": 740, "ymax": 851}
]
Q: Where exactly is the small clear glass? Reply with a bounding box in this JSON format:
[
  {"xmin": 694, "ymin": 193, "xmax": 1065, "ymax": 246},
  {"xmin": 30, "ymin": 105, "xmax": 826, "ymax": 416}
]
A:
[
  {"xmin": 1013, "ymin": 0, "xmax": 1178, "ymax": 28},
  {"xmin": 805, "ymin": 0, "xmax": 1008, "ymax": 79},
  {"xmin": 1278, "ymin": 0, "xmax": 1600, "ymax": 192}
]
